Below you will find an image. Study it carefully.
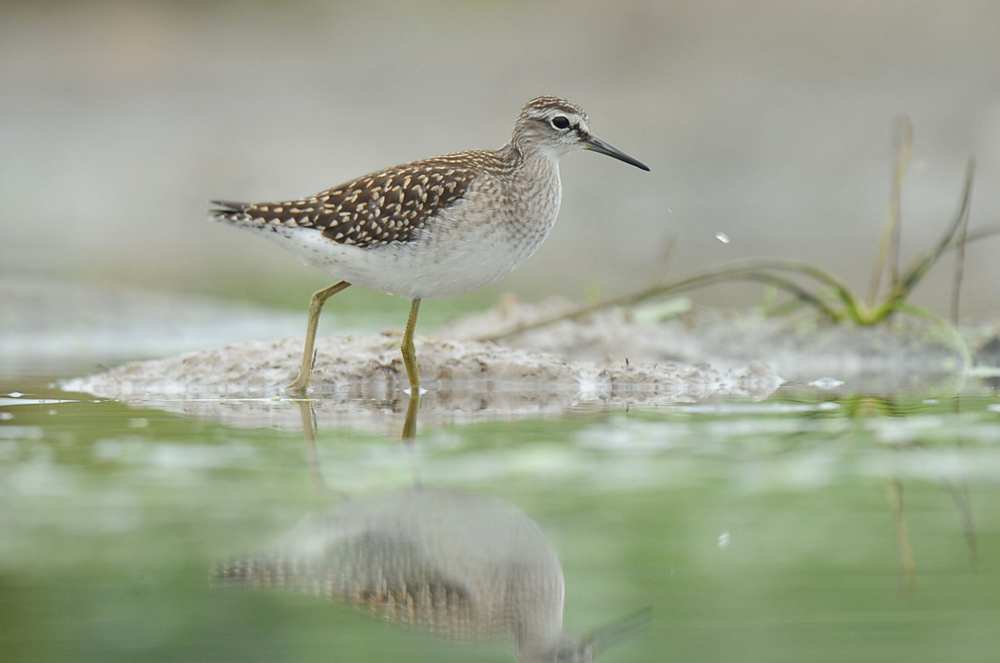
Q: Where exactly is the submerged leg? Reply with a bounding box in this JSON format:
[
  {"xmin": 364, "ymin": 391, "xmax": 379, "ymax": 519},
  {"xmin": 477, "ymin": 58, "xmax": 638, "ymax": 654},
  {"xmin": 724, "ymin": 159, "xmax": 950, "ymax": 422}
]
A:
[
  {"xmin": 402, "ymin": 388, "xmax": 420, "ymax": 442},
  {"xmin": 286, "ymin": 280, "xmax": 351, "ymax": 394},
  {"xmin": 400, "ymin": 298, "xmax": 422, "ymax": 394}
]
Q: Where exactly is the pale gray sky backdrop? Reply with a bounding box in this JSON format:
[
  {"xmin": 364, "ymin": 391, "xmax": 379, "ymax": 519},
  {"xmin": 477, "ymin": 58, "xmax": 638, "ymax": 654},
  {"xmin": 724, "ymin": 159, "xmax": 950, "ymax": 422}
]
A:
[{"xmin": 3, "ymin": 0, "xmax": 999, "ymax": 315}]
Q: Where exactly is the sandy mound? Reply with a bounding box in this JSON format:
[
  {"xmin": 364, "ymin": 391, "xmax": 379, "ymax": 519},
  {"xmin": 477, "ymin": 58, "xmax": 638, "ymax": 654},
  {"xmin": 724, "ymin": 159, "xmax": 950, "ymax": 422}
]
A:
[
  {"xmin": 60, "ymin": 295, "xmax": 991, "ymax": 429},
  {"xmin": 61, "ymin": 335, "xmax": 782, "ymax": 429},
  {"xmin": 437, "ymin": 296, "xmax": 977, "ymax": 390}
]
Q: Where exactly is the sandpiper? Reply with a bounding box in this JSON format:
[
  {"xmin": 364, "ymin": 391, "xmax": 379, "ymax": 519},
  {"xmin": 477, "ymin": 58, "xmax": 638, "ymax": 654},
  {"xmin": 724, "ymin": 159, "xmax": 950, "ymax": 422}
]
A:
[{"xmin": 211, "ymin": 96, "xmax": 649, "ymax": 394}]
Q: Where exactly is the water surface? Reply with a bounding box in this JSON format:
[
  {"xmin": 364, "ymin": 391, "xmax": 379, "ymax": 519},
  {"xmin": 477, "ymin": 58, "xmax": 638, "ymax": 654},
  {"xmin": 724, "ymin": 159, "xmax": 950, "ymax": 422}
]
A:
[{"xmin": 2, "ymin": 371, "xmax": 999, "ymax": 662}]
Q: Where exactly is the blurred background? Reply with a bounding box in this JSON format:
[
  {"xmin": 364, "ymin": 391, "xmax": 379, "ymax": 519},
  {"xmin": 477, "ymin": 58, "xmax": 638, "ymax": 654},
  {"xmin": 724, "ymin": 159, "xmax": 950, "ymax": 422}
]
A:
[
  {"xmin": 3, "ymin": 0, "xmax": 1000, "ymax": 318},
  {"xmin": 4, "ymin": 6, "xmax": 1000, "ymax": 662}
]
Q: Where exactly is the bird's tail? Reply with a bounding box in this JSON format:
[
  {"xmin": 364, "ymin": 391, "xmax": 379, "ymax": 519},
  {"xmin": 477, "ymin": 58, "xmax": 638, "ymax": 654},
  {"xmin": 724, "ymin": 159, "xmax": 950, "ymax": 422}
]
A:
[
  {"xmin": 209, "ymin": 553, "xmax": 321, "ymax": 594},
  {"xmin": 208, "ymin": 200, "xmax": 253, "ymax": 225}
]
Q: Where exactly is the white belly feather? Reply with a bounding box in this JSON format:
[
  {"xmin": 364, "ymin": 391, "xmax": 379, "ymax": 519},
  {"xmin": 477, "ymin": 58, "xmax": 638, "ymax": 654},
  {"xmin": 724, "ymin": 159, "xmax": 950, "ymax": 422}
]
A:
[{"xmin": 243, "ymin": 165, "xmax": 563, "ymax": 300}]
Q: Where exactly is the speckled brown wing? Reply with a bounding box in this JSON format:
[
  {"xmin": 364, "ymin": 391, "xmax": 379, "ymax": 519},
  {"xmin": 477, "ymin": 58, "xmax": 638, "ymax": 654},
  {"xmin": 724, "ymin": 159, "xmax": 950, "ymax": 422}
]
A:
[{"xmin": 211, "ymin": 154, "xmax": 481, "ymax": 248}]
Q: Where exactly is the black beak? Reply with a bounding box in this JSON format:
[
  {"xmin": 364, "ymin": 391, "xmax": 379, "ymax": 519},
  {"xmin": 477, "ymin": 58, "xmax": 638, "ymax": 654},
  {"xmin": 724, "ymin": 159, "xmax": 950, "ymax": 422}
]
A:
[{"xmin": 584, "ymin": 134, "xmax": 650, "ymax": 171}]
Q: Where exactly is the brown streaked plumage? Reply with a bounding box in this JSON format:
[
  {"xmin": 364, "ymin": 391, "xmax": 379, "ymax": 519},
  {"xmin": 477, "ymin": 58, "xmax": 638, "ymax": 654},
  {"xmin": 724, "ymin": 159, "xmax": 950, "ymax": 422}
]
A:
[
  {"xmin": 210, "ymin": 96, "xmax": 649, "ymax": 395},
  {"xmin": 212, "ymin": 154, "xmax": 481, "ymax": 248},
  {"xmin": 210, "ymin": 487, "xmax": 649, "ymax": 662}
]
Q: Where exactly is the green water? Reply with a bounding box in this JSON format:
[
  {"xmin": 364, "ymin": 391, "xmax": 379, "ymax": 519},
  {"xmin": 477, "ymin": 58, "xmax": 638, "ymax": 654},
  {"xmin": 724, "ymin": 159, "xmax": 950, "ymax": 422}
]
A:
[{"xmin": 2, "ymin": 374, "xmax": 999, "ymax": 662}]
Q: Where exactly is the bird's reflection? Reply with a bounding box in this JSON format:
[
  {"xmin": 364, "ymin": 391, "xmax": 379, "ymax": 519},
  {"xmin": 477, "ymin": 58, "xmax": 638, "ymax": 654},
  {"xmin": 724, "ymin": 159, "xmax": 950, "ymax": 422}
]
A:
[{"xmin": 212, "ymin": 391, "xmax": 646, "ymax": 662}]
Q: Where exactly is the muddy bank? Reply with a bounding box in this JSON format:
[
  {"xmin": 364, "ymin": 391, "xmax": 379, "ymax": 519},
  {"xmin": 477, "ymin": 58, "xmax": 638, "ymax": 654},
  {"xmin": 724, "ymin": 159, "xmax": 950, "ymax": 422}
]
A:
[
  {"xmin": 59, "ymin": 294, "xmax": 997, "ymax": 430},
  {"xmin": 61, "ymin": 334, "xmax": 782, "ymax": 430},
  {"xmin": 437, "ymin": 296, "xmax": 982, "ymax": 391}
]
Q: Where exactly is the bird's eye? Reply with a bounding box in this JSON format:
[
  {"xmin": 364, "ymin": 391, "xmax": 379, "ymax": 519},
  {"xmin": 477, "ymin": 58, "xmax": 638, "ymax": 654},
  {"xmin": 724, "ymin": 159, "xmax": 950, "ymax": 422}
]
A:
[{"xmin": 550, "ymin": 116, "xmax": 571, "ymax": 130}]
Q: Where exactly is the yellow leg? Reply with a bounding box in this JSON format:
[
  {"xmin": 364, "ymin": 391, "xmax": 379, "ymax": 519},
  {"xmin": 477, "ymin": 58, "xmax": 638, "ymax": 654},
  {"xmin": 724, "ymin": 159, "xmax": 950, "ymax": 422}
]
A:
[
  {"xmin": 401, "ymin": 298, "xmax": 422, "ymax": 394},
  {"xmin": 286, "ymin": 281, "xmax": 351, "ymax": 394}
]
